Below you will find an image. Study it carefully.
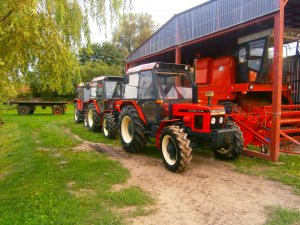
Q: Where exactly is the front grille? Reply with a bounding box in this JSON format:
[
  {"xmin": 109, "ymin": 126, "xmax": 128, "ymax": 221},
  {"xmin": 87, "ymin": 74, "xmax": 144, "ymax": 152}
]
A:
[
  {"xmin": 194, "ymin": 115, "xmax": 203, "ymax": 130},
  {"xmin": 210, "ymin": 115, "xmax": 224, "ymax": 130}
]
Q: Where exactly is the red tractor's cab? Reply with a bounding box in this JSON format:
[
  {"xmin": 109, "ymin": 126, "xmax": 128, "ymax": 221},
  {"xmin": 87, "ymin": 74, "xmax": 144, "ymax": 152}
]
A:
[
  {"xmin": 117, "ymin": 62, "xmax": 244, "ymax": 172},
  {"xmin": 77, "ymin": 76, "xmax": 123, "ymax": 139},
  {"xmin": 74, "ymin": 83, "xmax": 91, "ymax": 123}
]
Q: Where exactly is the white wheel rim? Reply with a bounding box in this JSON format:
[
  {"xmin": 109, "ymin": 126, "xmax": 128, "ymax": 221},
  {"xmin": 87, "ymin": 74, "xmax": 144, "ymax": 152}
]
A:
[
  {"xmin": 217, "ymin": 147, "xmax": 230, "ymax": 154},
  {"xmin": 84, "ymin": 117, "xmax": 88, "ymax": 127},
  {"xmin": 121, "ymin": 116, "xmax": 133, "ymax": 143},
  {"xmin": 103, "ymin": 118, "xmax": 108, "ymax": 136},
  {"xmin": 74, "ymin": 109, "xmax": 78, "ymax": 121},
  {"xmin": 162, "ymin": 135, "xmax": 177, "ymax": 165},
  {"xmin": 88, "ymin": 109, "xmax": 94, "ymax": 127}
]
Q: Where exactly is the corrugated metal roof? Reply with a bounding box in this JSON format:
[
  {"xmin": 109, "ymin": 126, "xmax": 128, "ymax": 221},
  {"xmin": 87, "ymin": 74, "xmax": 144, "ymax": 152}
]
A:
[{"xmin": 127, "ymin": 0, "xmax": 279, "ymax": 63}]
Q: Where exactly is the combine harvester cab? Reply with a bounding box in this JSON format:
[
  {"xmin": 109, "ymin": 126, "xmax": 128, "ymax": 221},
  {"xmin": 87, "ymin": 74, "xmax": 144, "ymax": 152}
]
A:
[{"xmin": 194, "ymin": 28, "xmax": 300, "ymax": 156}]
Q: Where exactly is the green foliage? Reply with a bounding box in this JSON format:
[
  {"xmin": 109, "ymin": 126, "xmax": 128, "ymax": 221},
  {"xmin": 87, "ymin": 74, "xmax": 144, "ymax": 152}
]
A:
[
  {"xmin": 112, "ymin": 12, "xmax": 157, "ymax": 53},
  {"xmin": 0, "ymin": 105, "xmax": 152, "ymax": 224},
  {"xmin": 265, "ymin": 206, "xmax": 300, "ymax": 225},
  {"xmin": 79, "ymin": 42, "xmax": 126, "ymax": 82},
  {"xmin": 0, "ymin": 0, "xmax": 130, "ymax": 104}
]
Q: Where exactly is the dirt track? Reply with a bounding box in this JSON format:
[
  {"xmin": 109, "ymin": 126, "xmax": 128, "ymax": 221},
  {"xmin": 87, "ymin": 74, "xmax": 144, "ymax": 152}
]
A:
[{"xmin": 91, "ymin": 143, "xmax": 300, "ymax": 225}]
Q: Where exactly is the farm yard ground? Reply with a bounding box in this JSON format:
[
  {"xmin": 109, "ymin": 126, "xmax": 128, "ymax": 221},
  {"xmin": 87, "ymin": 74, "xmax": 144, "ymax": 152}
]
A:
[{"xmin": 0, "ymin": 105, "xmax": 300, "ymax": 225}]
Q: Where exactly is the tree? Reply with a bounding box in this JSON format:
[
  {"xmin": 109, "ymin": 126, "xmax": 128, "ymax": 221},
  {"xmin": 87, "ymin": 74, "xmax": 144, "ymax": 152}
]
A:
[
  {"xmin": 112, "ymin": 12, "xmax": 157, "ymax": 54},
  {"xmin": 78, "ymin": 42, "xmax": 126, "ymax": 82},
  {"xmin": 79, "ymin": 42, "xmax": 126, "ymax": 66},
  {"xmin": 0, "ymin": 0, "xmax": 130, "ymax": 104}
]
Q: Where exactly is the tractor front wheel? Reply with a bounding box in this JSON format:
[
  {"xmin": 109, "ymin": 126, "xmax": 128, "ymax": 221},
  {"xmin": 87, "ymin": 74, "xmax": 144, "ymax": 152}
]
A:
[
  {"xmin": 74, "ymin": 103, "xmax": 84, "ymax": 123},
  {"xmin": 103, "ymin": 113, "xmax": 118, "ymax": 139},
  {"xmin": 84, "ymin": 115, "xmax": 89, "ymax": 128},
  {"xmin": 119, "ymin": 106, "xmax": 146, "ymax": 153},
  {"xmin": 160, "ymin": 125, "xmax": 192, "ymax": 172},
  {"xmin": 213, "ymin": 121, "xmax": 244, "ymax": 160},
  {"xmin": 87, "ymin": 103, "xmax": 101, "ymax": 132}
]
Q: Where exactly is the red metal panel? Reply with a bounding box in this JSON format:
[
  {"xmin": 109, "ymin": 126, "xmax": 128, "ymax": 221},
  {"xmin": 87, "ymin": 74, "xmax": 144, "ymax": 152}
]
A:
[
  {"xmin": 270, "ymin": 0, "xmax": 287, "ymax": 162},
  {"xmin": 175, "ymin": 47, "xmax": 181, "ymax": 64}
]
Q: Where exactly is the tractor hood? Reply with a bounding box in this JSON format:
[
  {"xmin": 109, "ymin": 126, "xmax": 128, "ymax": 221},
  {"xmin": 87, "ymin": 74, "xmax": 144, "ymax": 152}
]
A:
[{"xmin": 172, "ymin": 103, "xmax": 225, "ymax": 115}]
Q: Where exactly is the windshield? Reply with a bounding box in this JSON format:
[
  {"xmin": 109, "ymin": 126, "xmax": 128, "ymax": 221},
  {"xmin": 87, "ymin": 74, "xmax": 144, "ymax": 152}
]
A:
[
  {"xmin": 105, "ymin": 81, "xmax": 122, "ymax": 99},
  {"xmin": 156, "ymin": 73, "xmax": 192, "ymax": 100}
]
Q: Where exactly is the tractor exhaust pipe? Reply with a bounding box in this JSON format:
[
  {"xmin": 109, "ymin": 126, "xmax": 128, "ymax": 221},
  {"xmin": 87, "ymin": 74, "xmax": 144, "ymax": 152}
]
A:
[
  {"xmin": 192, "ymin": 84, "xmax": 198, "ymax": 103},
  {"xmin": 205, "ymin": 91, "xmax": 214, "ymax": 106}
]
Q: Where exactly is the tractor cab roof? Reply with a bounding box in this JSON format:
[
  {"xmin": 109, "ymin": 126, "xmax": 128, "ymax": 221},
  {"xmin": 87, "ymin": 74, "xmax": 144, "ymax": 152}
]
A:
[
  {"xmin": 92, "ymin": 76, "xmax": 123, "ymax": 83},
  {"xmin": 126, "ymin": 62, "xmax": 190, "ymax": 75}
]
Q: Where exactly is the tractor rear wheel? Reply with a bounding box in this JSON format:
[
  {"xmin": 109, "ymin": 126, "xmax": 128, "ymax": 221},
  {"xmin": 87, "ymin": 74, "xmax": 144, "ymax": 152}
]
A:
[
  {"xmin": 103, "ymin": 113, "xmax": 118, "ymax": 139},
  {"xmin": 52, "ymin": 106, "xmax": 64, "ymax": 115},
  {"xmin": 18, "ymin": 105, "xmax": 30, "ymax": 115},
  {"xmin": 74, "ymin": 103, "xmax": 84, "ymax": 123},
  {"xmin": 87, "ymin": 103, "xmax": 101, "ymax": 132},
  {"xmin": 213, "ymin": 120, "xmax": 244, "ymax": 160},
  {"xmin": 119, "ymin": 106, "xmax": 146, "ymax": 153},
  {"xmin": 160, "ymin": 125, "xmax": 192, "ymax": 172}
]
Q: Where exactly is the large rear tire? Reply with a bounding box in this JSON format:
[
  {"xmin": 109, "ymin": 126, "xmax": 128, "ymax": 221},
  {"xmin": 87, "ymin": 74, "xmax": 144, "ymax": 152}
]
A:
[
  {"xmin": 119, "ymin": 106, "xmax": 146, "ymax": 153},
  {"xmin": 160, "ymin": 125, "xmax": 192, "ymax": 172},
  {"xmin": 213, "ymin": 120, "xmax": 244, "ymax": 160},
  {"xmin": 103, "ymin": 113, "xmax": 118, "ymax": 139},
  {"xmin": 87, "ymin": 103, "xmax": 101, "ymax": 132},
  {"xmin": 74, "ymin": 103, "xmax": 84, "ymax": 123}
]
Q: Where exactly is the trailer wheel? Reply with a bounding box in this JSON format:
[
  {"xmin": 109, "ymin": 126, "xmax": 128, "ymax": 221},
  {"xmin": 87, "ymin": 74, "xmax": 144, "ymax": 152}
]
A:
[
  {"xmin": 29, "ymin": 107, "xmax": 35, "ymax": 115},
  {"xmin": 160, "ymin": 125, "xmax": 192, "ymax": 172},
  {"xmin": 87, "ymin": 103, "xmax": 101, "ymax": 132},
  {"xmin": 213, "ymin": 121, "xmax": 244, "ymax": 160},
  {"xmin": 52, "ymin": 106, "xmax": 64, "ymax": 115},
  {"xmin": 119, "ymin": 106, "xmax": 146, "ymax": 153},
  {"xmin": 18, "ymin": 105, "xmax": 30, "ymax": 115},
  {"xmin": 103, "ymin": 113, "xmax": 117, "ymax": 139},
  {"xmin": 74, "ymin": 103, "xmax": 84, "ymax": 123}
]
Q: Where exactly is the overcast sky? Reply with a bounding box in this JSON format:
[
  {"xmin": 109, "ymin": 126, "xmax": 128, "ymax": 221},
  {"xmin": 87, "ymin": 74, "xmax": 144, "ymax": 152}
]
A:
[{"xmin": 90, "ymin": 0, "xmax": 208, "ymax": 43}]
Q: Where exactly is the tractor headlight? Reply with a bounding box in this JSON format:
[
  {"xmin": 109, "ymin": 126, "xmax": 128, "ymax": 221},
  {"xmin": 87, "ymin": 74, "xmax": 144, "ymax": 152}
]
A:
[
  {"xmin": 288, "ymin": 84, "xmax": 292, "ymax": 90},
  {"xmin": 211, "ymin": 117, "xmax": 216, "ymax": 124},
  {"xmin": 219, "ymin": 117, "xmax": 224, "ymax": 124},
  {"xmin": 249, "ymin": 84, "xmax": 254, "ymax": 90}
]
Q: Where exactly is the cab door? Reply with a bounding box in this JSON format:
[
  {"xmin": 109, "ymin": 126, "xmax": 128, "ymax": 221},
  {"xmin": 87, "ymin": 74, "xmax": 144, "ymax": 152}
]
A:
[
  {"xmin": 96, "ymin": 81, "xmax": 105, "ymax": 113},
  {"xmin": 137, "ymin": 71, "xmax": 157, "ymax": 123}
]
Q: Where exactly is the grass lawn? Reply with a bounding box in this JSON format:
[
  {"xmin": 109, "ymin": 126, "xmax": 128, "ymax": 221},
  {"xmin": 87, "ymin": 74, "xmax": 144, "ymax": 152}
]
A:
[{"xmin": 0, "ymin": 105, "xmax": 152, "ymax": 225}]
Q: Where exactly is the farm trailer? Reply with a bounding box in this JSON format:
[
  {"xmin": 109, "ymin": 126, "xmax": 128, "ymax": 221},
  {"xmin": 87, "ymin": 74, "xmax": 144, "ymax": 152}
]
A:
[{"xmin": 10, "ymin": 99, "xmax": 69, "ymax": 115}]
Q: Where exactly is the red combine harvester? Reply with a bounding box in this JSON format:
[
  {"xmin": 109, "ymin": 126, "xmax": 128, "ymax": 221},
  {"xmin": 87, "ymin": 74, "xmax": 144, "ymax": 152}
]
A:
[
  {"xmin": 194, "ymin": 29, "xmax": 300, "ymax": 155},
  {"xmin": 114, "ymin": 62, "xmax": 244, "ymax": 172}
]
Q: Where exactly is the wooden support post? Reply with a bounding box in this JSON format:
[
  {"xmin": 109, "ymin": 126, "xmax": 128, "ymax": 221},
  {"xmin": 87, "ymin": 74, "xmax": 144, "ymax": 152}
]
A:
[{"xmin": 270, "ymin": 0, "xmax": 288, "ymax": 162}]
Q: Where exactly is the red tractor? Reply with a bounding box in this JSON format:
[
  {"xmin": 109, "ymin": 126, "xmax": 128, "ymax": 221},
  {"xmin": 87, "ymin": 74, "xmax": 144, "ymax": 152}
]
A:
[
  {"xmin": 115, "ymin": 62, "xmax": 244, "ymax": 172},
  {"xmin": 85, "ymin": 76, "xmax": 123, "ymax": 138},
  {"xmin": 74, "ymin": 83, "xmax": 91, "ymax": 124},
  {"xmin": 194, "ymin": 28, "xmax": 300, "ymax": 153}
]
